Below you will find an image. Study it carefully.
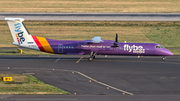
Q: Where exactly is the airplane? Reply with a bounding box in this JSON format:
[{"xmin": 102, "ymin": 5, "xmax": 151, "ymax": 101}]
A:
[{"xmin": 5, "ymin": 18, "xmax": 173, "ymax": 61}]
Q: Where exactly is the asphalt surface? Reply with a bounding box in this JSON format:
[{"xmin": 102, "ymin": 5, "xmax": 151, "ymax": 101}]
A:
[
  {"xmin": 1, "ymin": 12, "xmax": 180, "ymax": 21},
  {"xmin": 0, "ymin": 55, "xmax": 180, "ymax": 101}
]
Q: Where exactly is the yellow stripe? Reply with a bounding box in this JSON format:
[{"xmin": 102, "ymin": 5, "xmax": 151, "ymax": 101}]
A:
[
  {"xmin": 76, "ymin": 57, "xmax": 83, "ymax": 63},
  {"xmin": 36, "ymin": 37, "xmax": 54, "ymax": 53}
]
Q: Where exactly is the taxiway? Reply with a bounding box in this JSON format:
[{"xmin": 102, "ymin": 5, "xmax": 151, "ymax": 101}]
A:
[
  {"xmin": 0, "ymin": 55, "xmax": 180, "ymax": 101},
  {"xmin": 1, "ymin": 12, "xmax": 180, "ymax": 21}
]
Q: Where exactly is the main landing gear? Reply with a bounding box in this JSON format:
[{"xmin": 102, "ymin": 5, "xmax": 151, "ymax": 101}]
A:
[
  {"xmin": 88, "ymin": 52, "xmax": 97, "ymax": 61},
  {"xmin": 162, "ymin": 56, "xmax": 166, "ymax": 61}
]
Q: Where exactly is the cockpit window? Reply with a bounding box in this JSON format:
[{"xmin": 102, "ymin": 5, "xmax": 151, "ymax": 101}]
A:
[
  {"xmin": 155, "ymin": 45, "xmax": 164, "ymax": 48},
  {"xmin": 156, "ymin": 46, "xmax": 161, "ymax": 48},
  {"xmin": 160, "ymin": 46, "xmax": 164, "ymax": 48}
]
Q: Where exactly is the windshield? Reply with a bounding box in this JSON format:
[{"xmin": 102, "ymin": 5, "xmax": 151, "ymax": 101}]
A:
[{"xmin": 155, "ymin": 45, "xmax": 164, "ymax": 49}]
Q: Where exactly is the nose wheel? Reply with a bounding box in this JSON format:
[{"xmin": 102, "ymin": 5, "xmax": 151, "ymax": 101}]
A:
[{"xmin": 162, "ymin": 56, "xmax": 166, "ymax": 61}]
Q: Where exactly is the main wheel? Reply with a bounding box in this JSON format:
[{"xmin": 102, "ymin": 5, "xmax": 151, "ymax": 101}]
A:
[
  {"xmin": 88, "ymin": 57, "xmax": 93, "ymax": 61},
  {"xmin": 93, "ymin": 56, "xmax": 95, "ymax": 59}
]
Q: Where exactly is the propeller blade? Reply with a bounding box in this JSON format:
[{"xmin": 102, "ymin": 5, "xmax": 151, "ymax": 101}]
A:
[
  {"xmin": 113, "ymin": 33, "xmax": 119, "ymax": 47},
  {"xmin": 115, "ymin": 33, "xmax": 118, "ymax": 42}
]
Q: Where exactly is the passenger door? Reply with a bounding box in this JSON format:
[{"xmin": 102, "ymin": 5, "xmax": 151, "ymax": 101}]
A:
[{"xmin": 58, "ymin": 44, "xmax": 63, "ymax": 53}]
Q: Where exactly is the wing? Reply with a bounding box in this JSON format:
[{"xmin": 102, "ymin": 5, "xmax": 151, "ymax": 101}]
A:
[
  {"xmin": 78, "ymin": 36, "xmax": 104, "ymax": 44},
  {"xmin": 75, "ymin": 36, "xmax": 115, "ymax": 51}
]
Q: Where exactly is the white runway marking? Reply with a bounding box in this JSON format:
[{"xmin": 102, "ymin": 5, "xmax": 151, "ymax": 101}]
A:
[{"xmin": 56, "ymin": 69, "xmax": 134, "ymax": 95}]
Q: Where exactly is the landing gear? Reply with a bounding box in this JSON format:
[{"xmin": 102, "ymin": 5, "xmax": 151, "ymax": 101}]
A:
[
  {"xmin": 88, "ymin": 57, "xmax": 93, "ymax": 61},
  {"xmin": 162, "ymin": 56, "xmax": 166, "ymax": 61},
  {"xmin": 88, "ymin": 52, "xmax": 97, "ymax": 61}
]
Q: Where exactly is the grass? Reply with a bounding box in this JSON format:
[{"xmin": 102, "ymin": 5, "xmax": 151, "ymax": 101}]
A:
[
  {"xmin": 0, "ymin": 49, "xmax": 52, "ymax": 55},
  {"xmin": 0, "ymin": 74, "xmax": 70, "ymax": 95},
  {"xmin": 169, "ymin": 49, "xmax": 180, "ymax": 55},
  {"xmin": 143, "ymin": 23, "xmax": 180, "ymax": 48},
  {"xmin": 0, "ymin": 21, "xmax": 180, "ymax": 55},
  {"xmin": 0, "ymin": 0, "xmax": 180, "ymax": 13}
]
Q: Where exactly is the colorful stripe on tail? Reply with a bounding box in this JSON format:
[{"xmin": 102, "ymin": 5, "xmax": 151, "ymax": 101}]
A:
[{"xmin": 32, "ymin": 36, "xmax": 54, "ymax": 53}]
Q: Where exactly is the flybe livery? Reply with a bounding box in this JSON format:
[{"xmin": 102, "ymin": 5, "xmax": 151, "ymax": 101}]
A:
[{"xmin": 5, "ymin": 18, "xmax": 173, "ymax": 61}]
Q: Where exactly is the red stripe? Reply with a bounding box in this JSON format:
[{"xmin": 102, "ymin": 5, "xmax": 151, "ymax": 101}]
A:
[{"xmin": 32, "ymin": 36, "xmax": 45, "ymax": 52}]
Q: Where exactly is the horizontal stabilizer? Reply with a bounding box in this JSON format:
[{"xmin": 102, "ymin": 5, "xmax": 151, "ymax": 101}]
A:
[{"xmin": 5, "ymin": 18, "xmax": 24, "ymax": 22}]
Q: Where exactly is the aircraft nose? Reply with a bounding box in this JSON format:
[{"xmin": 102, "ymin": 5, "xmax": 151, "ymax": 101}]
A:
[
  {"xmin": 156, "ymin": 48, "xmax": 173, "ymax": 56},
  {"xmin": 162, "ymin": 49, "xmax": 173, "ymax": 56}
]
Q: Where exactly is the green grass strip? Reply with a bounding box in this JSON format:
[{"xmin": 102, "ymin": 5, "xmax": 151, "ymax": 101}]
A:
[{"xmin": 0, "ymin": 74, "xmax": 70, "ymax": 95}]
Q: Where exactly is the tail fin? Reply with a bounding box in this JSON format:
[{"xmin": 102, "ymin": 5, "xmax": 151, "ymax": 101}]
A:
[{"xmin": 5, "ymin": 18, "xmax": 39, "ymax": 50}]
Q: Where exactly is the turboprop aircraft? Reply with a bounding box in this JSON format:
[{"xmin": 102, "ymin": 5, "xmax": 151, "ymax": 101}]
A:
[{"xmin": 5, "ymin": 18, "xmax": 173, "ymax": 61}]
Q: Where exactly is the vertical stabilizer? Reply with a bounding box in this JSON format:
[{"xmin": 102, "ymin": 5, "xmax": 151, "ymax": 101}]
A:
[{"xmin": 5, "ymin": 18, "xmax": 39, "ymax": 50}]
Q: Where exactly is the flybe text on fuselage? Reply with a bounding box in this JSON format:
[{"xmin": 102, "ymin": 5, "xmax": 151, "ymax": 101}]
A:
[
  {"xmin": 14, "ymin": 23, "xmax": 25, "ymax": 44},
  {"xmin": 124, "ymin": 44, "xmax": 145, "ymax": 53}
]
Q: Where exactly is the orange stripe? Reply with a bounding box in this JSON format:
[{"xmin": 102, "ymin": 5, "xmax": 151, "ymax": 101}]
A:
[{"xmin": 36, "ymin": 37, "xmax": 54, "ymax": 53}]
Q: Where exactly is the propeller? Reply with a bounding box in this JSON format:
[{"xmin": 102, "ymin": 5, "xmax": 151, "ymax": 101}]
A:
[
  {"xmin": 115, "ymin": 33, "xmax": 118, "ymax": 42},
  {"xmin": 113, "ymin": 33, "xmax": 119, "ymax": 47}
]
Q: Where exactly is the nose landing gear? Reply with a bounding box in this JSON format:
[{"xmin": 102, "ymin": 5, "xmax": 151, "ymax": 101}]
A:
[{"xmin": 162, "ymin": 56, "xmax": 166, "ymax": 61}]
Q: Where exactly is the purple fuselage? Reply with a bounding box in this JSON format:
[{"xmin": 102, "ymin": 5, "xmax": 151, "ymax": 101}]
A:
[{"xmin": 46, "ymin": 38, "xmax": 173, "ymax": 56}]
